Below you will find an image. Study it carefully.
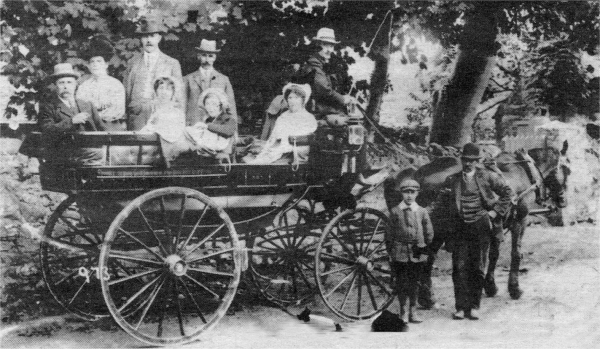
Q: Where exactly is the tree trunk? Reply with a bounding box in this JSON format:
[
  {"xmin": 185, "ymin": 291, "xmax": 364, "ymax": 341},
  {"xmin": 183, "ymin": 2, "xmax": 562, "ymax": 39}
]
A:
[{"xmin": 429, "ymin": 4, "xmax": 501, "ymax": 148}]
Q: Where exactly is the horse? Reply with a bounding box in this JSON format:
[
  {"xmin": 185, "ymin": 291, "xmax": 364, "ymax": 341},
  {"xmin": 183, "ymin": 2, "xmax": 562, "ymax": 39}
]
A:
[{"xmin": 407, "ymin": 141, "xmax": 569, "ymax": 303}]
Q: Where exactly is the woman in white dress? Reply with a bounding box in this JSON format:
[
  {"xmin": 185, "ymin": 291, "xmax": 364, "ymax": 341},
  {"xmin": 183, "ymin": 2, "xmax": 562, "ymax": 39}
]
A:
[{"xmin": 247, "ymin": 83, "xmax": 317, "ymax": 165}]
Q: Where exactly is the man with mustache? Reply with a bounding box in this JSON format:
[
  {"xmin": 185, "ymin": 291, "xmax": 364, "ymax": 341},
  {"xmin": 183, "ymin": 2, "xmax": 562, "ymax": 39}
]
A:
[
  {"xmin": 183, "ymin": 39, "xmax": 238, "ymax": 126},
  {"xmin": 123, "ymin": 18, "xmax": 183, "ymax": 130},
  {"xmin": 38, "ymin": 63, "xmax": 102, "ymax": 164},
  {"xmin": 299, "ymin": 27, "xmax": 356, "ymax": 125}
]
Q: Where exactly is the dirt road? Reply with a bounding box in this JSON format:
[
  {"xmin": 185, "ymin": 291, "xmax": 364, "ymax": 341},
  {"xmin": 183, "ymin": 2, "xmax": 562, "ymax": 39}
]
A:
[{"xmin": 1, "ymin": 224, "xmax": 598, "ymax": 349}]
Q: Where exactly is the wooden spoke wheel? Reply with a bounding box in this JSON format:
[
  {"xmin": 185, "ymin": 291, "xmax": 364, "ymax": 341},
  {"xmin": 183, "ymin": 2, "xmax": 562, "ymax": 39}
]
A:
[
  {"xmin": 99, "ymin": 187, "xmax": 242, "ymax": 346},
  {"xmin": 40, "ymin": 196, "xmax": 110, "ymax": 321},
  {"xmin": 248, "ymin": 207, "xmax": 320, "ymax": 306},
  {"xmin": 315, "ymin": 207, "xmax": 394, "ymax": 320}
]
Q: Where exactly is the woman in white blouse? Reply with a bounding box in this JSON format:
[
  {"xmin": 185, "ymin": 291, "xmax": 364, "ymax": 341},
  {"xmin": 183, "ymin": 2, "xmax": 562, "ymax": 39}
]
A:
[
  {"xmin": 247, "ymin": 83, "xmax": 317, "ymax": 164},
  {"xmin": 76, "ymin": 37, "xmax": 126, "ymax": 131}
]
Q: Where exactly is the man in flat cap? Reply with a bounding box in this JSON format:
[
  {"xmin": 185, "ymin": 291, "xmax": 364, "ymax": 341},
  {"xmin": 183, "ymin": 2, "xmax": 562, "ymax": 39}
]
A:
[
  {"xmin": 299, "ymin": 27, "xmax": 356, "ymax": 125},
  {"xmin": 77, "ymin": 36, "xmax": 126, "ymax": 131},
  {"xmin": 38, "ymin": 63, "xmax": 102, "ymax": 164},
  {"xmin": 443, "ymin": 143, "xmax": 513, "ymax": 321},
  {"xmin": 123, "ymin": 18, "xmax": 183, "ymax": 130},
  {"xmin": 183, "ymin": 39, "xmax": 237, "ymax": 126}
]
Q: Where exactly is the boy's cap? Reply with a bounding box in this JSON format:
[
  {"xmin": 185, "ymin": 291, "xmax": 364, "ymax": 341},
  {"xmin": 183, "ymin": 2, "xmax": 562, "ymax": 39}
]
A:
[{"xmin": 398, "ymin": 179, "xmax": 420, "ymax": 191}]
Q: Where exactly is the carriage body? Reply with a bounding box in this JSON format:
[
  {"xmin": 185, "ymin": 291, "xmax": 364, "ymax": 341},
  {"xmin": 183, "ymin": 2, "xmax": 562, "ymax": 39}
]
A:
[{"xmin": 29, "ymin": 121, "xmax": 394, "ymax": 346}]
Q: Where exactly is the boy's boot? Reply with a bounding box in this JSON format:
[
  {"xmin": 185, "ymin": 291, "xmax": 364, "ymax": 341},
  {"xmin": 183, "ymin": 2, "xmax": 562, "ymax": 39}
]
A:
[
  {"xmin": 409, "ymin": 306, "xmax": 422, "ymax": 323},
  {"xmin": 399, "ymin": 296, "xmax": 409, "ymax": 324}
]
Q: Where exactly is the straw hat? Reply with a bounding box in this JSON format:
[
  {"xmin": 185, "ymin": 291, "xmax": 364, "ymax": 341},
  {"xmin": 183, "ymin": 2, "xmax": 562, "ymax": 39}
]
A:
[
  {"xmin": 199, "ymin": 88, "xmax": 230, "ymax": 109},
  {"xmin": 196, "ymin": 39, "xmax": 220, "ymax": 53},
  {"xmin": 398, "ymin": 179, "xmax": 420, "ymax": 192},
  {"xmin": 282, "ymin": 83, "xmax": 312, "ymax": 106},
  {"xmin": 48, "ymin": 63, "xmax": 79, "ymax": 82},
  {"xmin": 312, "ymin": 27, "xmax": 340, "ymax": 44}
]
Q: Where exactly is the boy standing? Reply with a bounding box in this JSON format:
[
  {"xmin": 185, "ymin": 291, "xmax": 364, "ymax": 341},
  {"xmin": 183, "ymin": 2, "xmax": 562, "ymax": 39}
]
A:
[{"xmin": 386, "ymin": 178, "xmax": 434, "ymax": 325}]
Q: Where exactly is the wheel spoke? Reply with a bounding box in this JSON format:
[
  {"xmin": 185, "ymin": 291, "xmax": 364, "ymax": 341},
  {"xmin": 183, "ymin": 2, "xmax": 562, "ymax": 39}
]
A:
[
  {"xmin": 117, "ymin": 228, "xmax": 164, "ymax": 262},
  {"xmin": 174, "ymin": 277, "xmax": 186, "ymax": 336},
  {"xmin": 363, "ymin": 218, "xmax": 382, "ymax": 255},
  {"xmin": 320, "ymin": 252, "xmax": 355, "ymax": 265},
  {"xmin": 109, "ymin": 252, "xmax": 163, "ymax": 266},
  {"xmin": 329, "ymin": 229, "xmax": 356, "ymax": 258},
  {"xmin": 137, "ymin": 207, "xmax": 168, "ymax": 256},
  {"xmin": 359, "ymin": 210, "xmax": 367, "ymax": 254},
  {"xmin": 108, "ymin": 268, "xmax": 162, "ymax": 286},
  {"xmin": 58, "ymin": 217, "xmax": 97, "ymax": 245},
  {"xmin": 320, "ymin": 265, "xmax": 355, "ymax": 277},
  {"xmin": 183, "ymin": 224, "xmax": 225, "ymax": 258},
  {"xmin": 188, "ymin": 266, "xmax": 234, "ymax": 278},
  {"xmin": 134, "ymin": 275, "xmax": 166, "ymax": 330},
  {"xmin": 364, "ymin": 269, "xmax": 392, "ymax": 296},
  {"xmin": 366, "ymin": 239, "xmax": 386, "ymax": 259},
  {"xmin": 183, "ymin": 275, "xmax": 220, "ymax": 300},
  {"xmin": 67, "ymin": 279, "xmax": 88, "ymax": 305},
  {"xmin": 174, "ymin": 195, "xmax": 187, "ymax": 253},
  {"xmin": 178, "ymin": 205, "xmax": 208, "ymax": 254},
  {"xmin": 294, "ymin": 262, "xmax": 314, "ymax": 291},
  {"xmin": 362, "ymin": 270, "xmax": 379, "ymax": 311},
  {"xmin": 117, "ymin": 273, "xmax": 164, "ymax": 312},
  {"xmin": 325, "ymin": 269, "xmax": 356, "ymax": 299},
  {"xmin": 340, "ymin": 271, "xmax": 358, "ymax": 312},
  {"xmin": 187, "ymin": 247, "xmax": 234, "ymax": 264},
  {"xmin": 180, "ymin": 278, "xmax": 207, "ymax": 324},
  {"xmin": 54, "ymin": 268, "xmax": 80, "ymax": 286}
]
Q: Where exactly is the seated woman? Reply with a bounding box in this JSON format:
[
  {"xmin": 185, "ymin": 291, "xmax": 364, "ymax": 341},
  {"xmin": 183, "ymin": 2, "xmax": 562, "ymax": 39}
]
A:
[
  {"xmin": 245, "ymin": 83, "xmax": 317, "ymax": 165},
  {"xmin": 184, "ymin": 88, "xmax": 237, "ymax": 155}
]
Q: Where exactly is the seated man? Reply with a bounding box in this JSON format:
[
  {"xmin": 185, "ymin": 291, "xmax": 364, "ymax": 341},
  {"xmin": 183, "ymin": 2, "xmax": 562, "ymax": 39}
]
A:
[
  {"xmin": 298, "ymin": 27, "xmax": 356, "ymax": 126},
  {"xmin": 38, "ymin": 63, "xmax": 103, "ymax": 165}
]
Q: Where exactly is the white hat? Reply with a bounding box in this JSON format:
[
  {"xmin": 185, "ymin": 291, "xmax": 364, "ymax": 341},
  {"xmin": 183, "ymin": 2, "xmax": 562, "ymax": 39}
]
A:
[
  {"xmin": 199, "ymin": 88, "xmax": 230, "ymax": 108},
  {"xmin": 196, "ymin": 39, "xmax": 220, "ymax": 53},
  {"xmin": 312, "ymin": 27, "xmax": 340, "ymax": 44},
  {"xmin": 282, "ymin": 83, "xmax": 312, "ymax": 106}
]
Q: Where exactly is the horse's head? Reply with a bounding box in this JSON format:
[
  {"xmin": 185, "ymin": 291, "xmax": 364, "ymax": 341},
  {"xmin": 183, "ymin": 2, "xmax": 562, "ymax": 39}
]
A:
[{"xmin": 528, "ymin": 140, "xmax": 570, "ymax": 208}]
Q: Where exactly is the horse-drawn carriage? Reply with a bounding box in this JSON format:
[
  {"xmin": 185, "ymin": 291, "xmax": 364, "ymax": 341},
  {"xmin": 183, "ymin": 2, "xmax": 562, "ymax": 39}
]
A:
[{"xmin": 25, "ymin": 116, "xmax": 396, "ymax": 346}]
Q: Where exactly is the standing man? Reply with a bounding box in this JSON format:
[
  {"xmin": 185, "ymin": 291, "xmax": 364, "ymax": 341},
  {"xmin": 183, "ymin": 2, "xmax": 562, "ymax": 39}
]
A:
[
  {"xmin": 77, "ymin": 36, "xmax": 126, "ymax": 131},
  {"xmin": 444, "ymin": 143, "xmax": 513, "ymax": 320},
  {"xmin": 299, "ymin": 27, "xmax": 355, "ymax": 124},
  {"xmin": 183, "ymin": 39, "xmax": 237, "ymax": 126},
  {"xmin": 38, "ymin": 63, "xmax": 102, "ymax": 164},
  {"xmin": 124, "ymin": 18, "xmax": 183, "ymax": 130}
]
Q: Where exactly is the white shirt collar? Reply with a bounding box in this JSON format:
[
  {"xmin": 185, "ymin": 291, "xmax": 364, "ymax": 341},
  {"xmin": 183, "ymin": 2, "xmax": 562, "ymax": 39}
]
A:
[
  {"xmin": 399, "ymin": 201, "xmax": 419, "ymax": 211},
  {"xmin": 200, "ymin": 67, "xmax": 213, "ymax": 77},
  {"xmin": 463, "ymin": 169, "xmax": 476, "ymax": 178}
]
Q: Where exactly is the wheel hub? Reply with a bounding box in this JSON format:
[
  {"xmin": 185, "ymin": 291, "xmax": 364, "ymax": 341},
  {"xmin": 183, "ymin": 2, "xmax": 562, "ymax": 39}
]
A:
[
  {"xmin": 165, "ymin": 255, "xmax": 187, "ymax": 276},
  {"xmin": 356, "ymin": 255, "xmax": 374, "ymax": 272}
]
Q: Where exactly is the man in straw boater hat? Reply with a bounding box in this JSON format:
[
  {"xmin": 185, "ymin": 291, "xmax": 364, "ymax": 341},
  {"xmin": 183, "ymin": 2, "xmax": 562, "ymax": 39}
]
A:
[
  {"xmin": 183, "ymin": 39, "xmax": 238, "ymax": 126},
  {"xmin": 441, "ymin": 143, "xmax": 513, "ymax": 321},
  {"xmin": 38, "ymin": 63, "xmax": 103, "ymax": 163},
  {"xmin": 77, "ymin": 36, "xmax": 126, "ymax": 131},
  {"xmin": 299, "ymin": 27, "xmax": 357, "ymax": 126},
  {"xmin": 123, "ymin": 17, "xmax": 183, "ymax": 130}
]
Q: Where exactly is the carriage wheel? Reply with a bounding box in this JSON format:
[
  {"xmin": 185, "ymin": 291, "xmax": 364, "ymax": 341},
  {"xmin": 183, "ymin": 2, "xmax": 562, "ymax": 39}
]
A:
[
  {"xmin": 40, "ymin": 196, "xmax": 109, "ymax": 321},
  {"xmin": 99, "ymin": 187, "xmax": 242, "ymax": 346},
  {"xmin": 248, "ymin": 206, "xmax": 320, "ymax": 306},
  {"xmin": 315, "ymin": 207, "xmax": 394, "ymax": 320}
]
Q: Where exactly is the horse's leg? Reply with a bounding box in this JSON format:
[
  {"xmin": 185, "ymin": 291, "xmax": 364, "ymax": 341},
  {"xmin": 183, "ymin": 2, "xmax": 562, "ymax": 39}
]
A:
[
  {"xmin": 484, "ymin": 233, "xmax": 501, "ymax": 297},
  {"xmin": 508, "ymin": 204, "xmax": 527, "ymax": 299}
]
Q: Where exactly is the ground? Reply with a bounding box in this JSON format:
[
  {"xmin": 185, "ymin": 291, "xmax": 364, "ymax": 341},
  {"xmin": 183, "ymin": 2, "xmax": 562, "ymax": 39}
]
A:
[{"xmin": 1, "ymin": 223, "xmax": 598, "ymax": 349}]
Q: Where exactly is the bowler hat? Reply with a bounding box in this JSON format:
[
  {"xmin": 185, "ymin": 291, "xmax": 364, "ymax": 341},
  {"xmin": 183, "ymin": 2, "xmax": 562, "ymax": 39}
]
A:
[
  {"xmin": 135, "ymin": 18, "xmax": 167, "ymax": 35},
  {"xmin": 82, "ymin": 37, "xmax": 115, "ymax": 62},
  {"xmin": 48, "ymin": 63, "xmax": 79, "ymax": 82},
  {"xmin": 398, "ymin": 178, "xmax": 420, "ymax": 192},
  {"xmin": 461, "ymin": 143, "xmax": 481, "ymax": 160},
  {"xmin": 312, "ymin": 27, "xmax": 340, "ymax": 44},
  {"xmin": 195, "ymin": 39, "xmax": 220, "ymax": 53}
]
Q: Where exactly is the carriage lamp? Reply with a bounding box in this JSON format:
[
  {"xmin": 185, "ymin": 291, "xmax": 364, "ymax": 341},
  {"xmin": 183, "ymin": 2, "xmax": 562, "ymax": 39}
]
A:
[{"xmin": 348, "ymin": 125, "xmax": 365, "ymax": 145}]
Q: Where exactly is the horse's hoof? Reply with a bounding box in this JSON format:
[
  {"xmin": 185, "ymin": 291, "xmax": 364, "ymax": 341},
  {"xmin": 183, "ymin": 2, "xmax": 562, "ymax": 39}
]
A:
[
  {"xmin": 509, "ymin": 287, "xmax": 523, "ymax": 300},
  {"xmin": 484, "ymin": 277, "xmax": 498, "ymax": 297}
]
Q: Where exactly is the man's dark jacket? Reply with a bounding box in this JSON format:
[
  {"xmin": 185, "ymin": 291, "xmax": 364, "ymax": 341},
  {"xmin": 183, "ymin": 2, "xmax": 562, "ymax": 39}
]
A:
[{"xmin": 298, "ymin": 53, "xmax": 345, "ymax": 117}]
